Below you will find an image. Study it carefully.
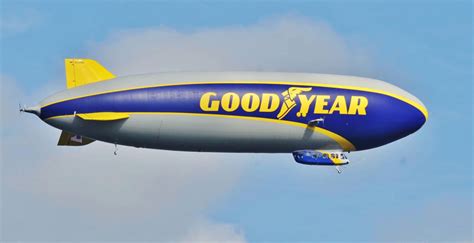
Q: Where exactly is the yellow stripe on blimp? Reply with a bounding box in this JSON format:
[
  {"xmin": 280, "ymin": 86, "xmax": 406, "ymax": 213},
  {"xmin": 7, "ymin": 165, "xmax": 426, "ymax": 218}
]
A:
[
  {"xmin": 46, "ymin": 112, "xmax": 356, "ymax": 151},
  {"xmin": 40, "ymin": 81, "xmax": 428, "ymax": 120}
]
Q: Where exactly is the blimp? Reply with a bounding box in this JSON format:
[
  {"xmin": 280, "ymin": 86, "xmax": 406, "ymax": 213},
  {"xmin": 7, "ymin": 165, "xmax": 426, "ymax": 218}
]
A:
[{"xmin": 21, "ymin": 59, "xmax": 428, "ymax": 173}]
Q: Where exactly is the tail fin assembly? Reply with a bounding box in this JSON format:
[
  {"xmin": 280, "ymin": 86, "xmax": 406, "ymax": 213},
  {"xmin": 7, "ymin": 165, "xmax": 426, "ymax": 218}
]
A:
[
  {"xmin": 65, "ymin": 58, "xmax": 115, "ymax": 89},
  {"xmin": 58, "ymin": 130, "xmax": 95, "ymax": 146}
]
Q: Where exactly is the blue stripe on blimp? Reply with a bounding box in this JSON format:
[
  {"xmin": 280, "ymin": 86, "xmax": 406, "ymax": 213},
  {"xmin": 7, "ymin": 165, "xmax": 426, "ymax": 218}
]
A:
[{"xmin": 40, "ymin": 83, "xmax": 426, "ymax": 150}]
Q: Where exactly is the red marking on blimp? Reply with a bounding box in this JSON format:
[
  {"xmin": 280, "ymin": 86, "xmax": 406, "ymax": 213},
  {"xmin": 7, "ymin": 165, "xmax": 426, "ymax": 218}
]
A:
[{"xmin": 21, "ymin": 59, "xmax": 428, "ymax": 173}]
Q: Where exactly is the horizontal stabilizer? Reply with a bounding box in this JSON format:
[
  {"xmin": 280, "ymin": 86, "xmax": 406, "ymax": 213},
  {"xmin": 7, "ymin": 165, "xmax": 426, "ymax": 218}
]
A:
[
  {"xmin": 65, "ymin": 58, "xmax": 115, "ymax": 89},
  {"xmin": 76, "ymin": 112, "xmax": 129, "ymax": 121},
  {"xmin": 58, "ymin": 131, "xmax": 95, "ymax": 146}
]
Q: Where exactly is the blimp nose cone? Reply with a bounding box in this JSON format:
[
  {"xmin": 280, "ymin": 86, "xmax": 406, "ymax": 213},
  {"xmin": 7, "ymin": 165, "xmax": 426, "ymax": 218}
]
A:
[
  {"xmin": 407, "ymin": 100, "xmax": 428, "ymax": 131},
  {"xmin": 344, "ymin": 79, "xmax": 429, "ymax": 151},
  {"xmin": 377, "ymin": 91, "xmax": 428, "ymax": 148},
  {"xmin": 400, "ymin": 91, "xmax": 428, "ymax": 130}
]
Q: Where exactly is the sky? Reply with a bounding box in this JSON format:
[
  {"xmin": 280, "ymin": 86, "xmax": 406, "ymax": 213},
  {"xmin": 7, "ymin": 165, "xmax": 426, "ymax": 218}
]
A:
[{"xmin": 1, "ymin": 1, "xmax": 472, "ymax": 242}]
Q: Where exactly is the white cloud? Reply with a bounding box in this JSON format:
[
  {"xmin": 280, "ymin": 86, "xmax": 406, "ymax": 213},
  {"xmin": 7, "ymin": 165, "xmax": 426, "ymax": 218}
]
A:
[
  {"xmin": 2, "ymin": 16, "xmax": 377, "ymax": 241},
  {"xmin": 88, "ymin": 15, "xmax": 374, "ymax": 76}
]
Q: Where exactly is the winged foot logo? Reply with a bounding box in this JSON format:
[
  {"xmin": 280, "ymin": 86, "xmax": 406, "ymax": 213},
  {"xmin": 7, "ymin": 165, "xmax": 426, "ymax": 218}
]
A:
[{"xmin": 199, "ymin": 86, "xmax": 369, "ymax": 120}]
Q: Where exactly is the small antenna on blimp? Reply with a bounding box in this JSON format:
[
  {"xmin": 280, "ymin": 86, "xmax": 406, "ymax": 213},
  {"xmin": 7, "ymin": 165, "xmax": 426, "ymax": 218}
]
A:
[{"xmin": 114, "ymin": 143, "xmax": 118, "ymax": 156}]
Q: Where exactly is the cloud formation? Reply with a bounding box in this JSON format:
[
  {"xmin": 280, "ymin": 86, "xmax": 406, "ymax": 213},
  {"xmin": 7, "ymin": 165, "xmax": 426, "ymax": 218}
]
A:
[
  {"xmin": 2, "ymin": 16, "xmax": 376, "ymax": 241},
  {"xmin": 89, "ymin": 16, "xmax": 374, "ymax": 76}
]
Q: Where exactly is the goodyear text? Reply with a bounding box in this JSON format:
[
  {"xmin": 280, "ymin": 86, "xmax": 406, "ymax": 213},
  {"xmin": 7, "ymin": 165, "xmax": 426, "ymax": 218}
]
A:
[{"xmin": 200, "ymin": 87, "xmax": 368, "ymax": 119}]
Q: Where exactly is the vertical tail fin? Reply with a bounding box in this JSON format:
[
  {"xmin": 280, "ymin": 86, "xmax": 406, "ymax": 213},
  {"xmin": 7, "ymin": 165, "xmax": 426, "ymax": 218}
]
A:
[{"xmin": 65, "ymin": 58, "xmax": 115, "ymax": 89}]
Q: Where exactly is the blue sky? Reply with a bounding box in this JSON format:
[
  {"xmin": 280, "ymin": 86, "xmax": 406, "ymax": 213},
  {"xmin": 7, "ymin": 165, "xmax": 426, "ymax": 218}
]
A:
[{"xmin": 1, "ymin": 1, "xmax": 472, "ymax": 241}]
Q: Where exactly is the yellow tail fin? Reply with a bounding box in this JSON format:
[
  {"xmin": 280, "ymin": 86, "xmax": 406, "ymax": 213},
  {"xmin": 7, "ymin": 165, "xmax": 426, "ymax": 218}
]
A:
[{"xmin": 65, "ymin": 58, "xmax": 115, "ymax": 89}]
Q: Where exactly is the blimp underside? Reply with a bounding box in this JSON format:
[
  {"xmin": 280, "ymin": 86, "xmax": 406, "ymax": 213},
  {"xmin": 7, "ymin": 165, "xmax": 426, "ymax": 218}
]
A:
[
  {"xmin": 22, "ymin": 58, "xmax": 428, "ymax": 172},
  {"xmin": 47, "ymin": 113, "xmax": 340, "ymax": 153}
]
